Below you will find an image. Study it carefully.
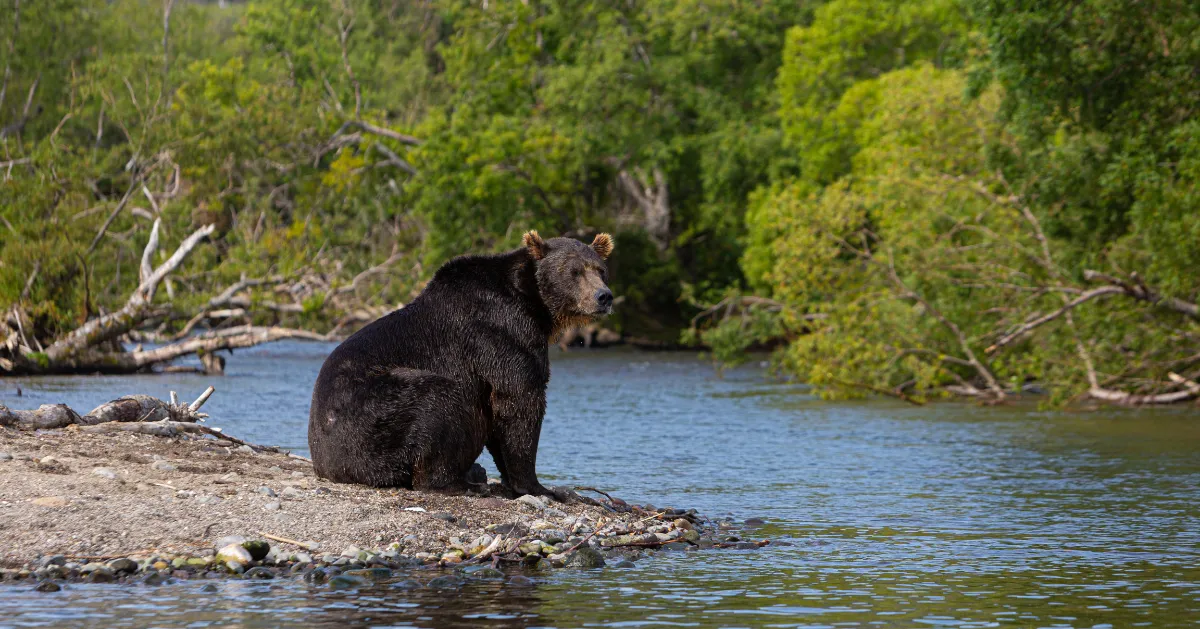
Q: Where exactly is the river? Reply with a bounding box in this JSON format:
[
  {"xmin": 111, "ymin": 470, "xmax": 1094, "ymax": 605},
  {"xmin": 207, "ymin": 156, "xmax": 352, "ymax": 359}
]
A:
[{"xmin": 1, "ymin": 343, "xmax": 1198, "ymax": 628}]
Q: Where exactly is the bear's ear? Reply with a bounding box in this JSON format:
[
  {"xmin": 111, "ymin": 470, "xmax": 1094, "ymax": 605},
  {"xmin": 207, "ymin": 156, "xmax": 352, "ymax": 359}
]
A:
[
  {"xmin": 523, "ymin": 230, "xmax": 548, "ymax": 260},
  {"xmin": 590, "ymin": 233, "xmax": 614, "ymax": 260}
]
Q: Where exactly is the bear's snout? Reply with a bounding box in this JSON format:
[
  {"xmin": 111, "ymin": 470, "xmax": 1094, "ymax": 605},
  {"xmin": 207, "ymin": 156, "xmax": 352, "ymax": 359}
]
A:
[{"xmin": 595, "ymin": 288, "xmax": 614, "ymax": 314}]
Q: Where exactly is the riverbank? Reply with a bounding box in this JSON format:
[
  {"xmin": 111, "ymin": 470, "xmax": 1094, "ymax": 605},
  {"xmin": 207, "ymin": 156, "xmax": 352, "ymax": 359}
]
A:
[{"xmin": 0, "ymin": 425, "xmax": 758, "ymax": 588}]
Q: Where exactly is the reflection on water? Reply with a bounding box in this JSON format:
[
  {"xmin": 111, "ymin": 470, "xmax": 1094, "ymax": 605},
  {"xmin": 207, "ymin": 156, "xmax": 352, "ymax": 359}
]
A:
[{"xmin": 2, "ymin": 345, "xmax": 1199, "ymax": 628}]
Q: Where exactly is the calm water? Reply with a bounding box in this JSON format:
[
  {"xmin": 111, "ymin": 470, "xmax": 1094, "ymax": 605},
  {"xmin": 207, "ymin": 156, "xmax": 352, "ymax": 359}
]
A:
[{"xmin": 1, "ymin": 344, "xmax": 1199, "ymax": 628}]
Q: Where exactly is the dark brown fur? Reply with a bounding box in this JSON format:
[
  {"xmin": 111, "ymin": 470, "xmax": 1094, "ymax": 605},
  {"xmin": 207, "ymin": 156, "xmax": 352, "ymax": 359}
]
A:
[{"xmin": 307, "ymin": 232, "xmax": 614, "ymax": 495}]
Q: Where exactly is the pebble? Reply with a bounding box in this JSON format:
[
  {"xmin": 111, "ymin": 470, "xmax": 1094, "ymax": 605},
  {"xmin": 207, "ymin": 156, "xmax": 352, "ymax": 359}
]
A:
[
  {"xmin": 216, "ymin": 543, "xmax": 253, "ymax": 565},
  {"xmin": 344, "ymin": 567, "xmax": 391, "ymax": 580},
  {"xmin": 295, "ymin": 552, "xmax": 313, "ymax": 564},
  {"xmin": 257, "ymin": 486, "xmax": 277, "ymax": 498},
  {"xmin": 743, "ymin": 518, "xmax": 766, "ymax": 527},
  {"xmin": 41, "ymin": 555, "xmax": 67, "ymax": 567},
  {"xmin": 328, "ymin": 575, "xmax": 370, "ymax": 590},
  {"xmin": 612, "ymin": 559, "xmax": 636, "ymax": 568},
  {"xmin": 393, "ymin": 580, "xmax": 422, "ymax": 589},
  {"xmin": 264, "ymin": 501, "xmax": 281, "ymax": 511},
  {"xmin": 0, "ymin": 452, "xmax": 12, "ymax": 461},
  {"xmin": 86, "ymin": 567, "xmax": 115, "ymax": 583},
  {"xmin": 34, "ymin": 581, "xmax": 61, "ymax": 593},
  {"xmin": 507, "ymin": 575, "xmax": 535, "ymax": 586},
  {"xmin": 91, "ymin": 467, "xmax": 119, "ymax": 480},
  {"xmin": 143, "ymin": 573, "xmax": 169, "ymax": 586},
  {"xmin": 243, "ymin": 567, "xmax": 275, "ymax": 580},
  {"xmin": 237, "ymin": 445, "xmax": 255, "ymax": 454},
  {"xmin": 225, "ymin": 560, "xmax": 245, "ymax": 574},
  {"xmin": 201, "ymin": 583, "xmax": 218, "ymax": 593},
  {"xmin": 242, "ymin": 540, "xmax": 271, "ymax": 561},
  {"xmin": 151, "ymin": 460, "xmax": 177, "ymax": 472},
  {"xmin": 101, "ymin": 558, "xmax": 134, "ymax": 574},
  {"xmin": 340, "ymin": 545, "xmax": 362, "ymax": 558},
  {"xmin": 215, "ymin": 536, "xmax": 247, "ymax": 549},
  {"xmin": 195, "ymin": 495, "xmax": 222, "ymax": 505},
  {"xmin": 31, "ymin": 496, "xmax": 69, "ymax": 507},
  {"xmin": 430, "ymin": 511, "xmax": 457, "ymax": 523},
  {"xmin": 564, "ymin": 547, "xmax": 606, "ymax": 569},
  {"xmin": 280, "ymin": 487, "xmax": 303, "ymax": 500},
  {"xmin": 427, "ymin": 575, "xmax": 460, "ymax": 589},
  {"xmin": 516, "ymin": 495, "xmax": 548, "ymax": 511}
]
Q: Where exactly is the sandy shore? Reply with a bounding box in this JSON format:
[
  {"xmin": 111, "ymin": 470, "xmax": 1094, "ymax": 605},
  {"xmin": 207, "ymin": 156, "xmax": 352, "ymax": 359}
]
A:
[{"xmin": 0, "ymin": 425, "xmax": 755, "ymax": 586}]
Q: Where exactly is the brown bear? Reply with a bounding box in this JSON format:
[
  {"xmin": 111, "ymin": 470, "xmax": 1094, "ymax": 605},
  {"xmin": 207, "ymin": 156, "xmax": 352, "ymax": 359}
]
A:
[{"xmin": 307, "ymin": 231, "xmax": 615, "ymax": 496}]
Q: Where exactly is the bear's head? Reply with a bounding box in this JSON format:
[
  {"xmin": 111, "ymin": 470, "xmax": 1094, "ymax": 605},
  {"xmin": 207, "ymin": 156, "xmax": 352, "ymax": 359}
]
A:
[{"xmin": 522, "ymin": 230, "xmax": 615, "ymax": 333}]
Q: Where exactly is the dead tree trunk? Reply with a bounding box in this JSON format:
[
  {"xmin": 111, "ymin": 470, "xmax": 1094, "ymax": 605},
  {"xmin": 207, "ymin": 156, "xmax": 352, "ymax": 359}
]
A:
[{"xmin": 617, "ymin": 167, "xmax": 670, "ymax": 251}]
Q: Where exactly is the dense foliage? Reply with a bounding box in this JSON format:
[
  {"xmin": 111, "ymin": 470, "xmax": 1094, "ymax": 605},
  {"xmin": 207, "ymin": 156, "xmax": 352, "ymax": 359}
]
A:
[{"xmin": 1, "ymin": 0, "xmax": 1196, "ymax": 402}]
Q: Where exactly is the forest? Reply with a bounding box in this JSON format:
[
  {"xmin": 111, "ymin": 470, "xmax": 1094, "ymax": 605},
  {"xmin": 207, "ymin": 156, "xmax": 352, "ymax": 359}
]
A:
[{"xmin": 1, "ymin": 0, "xmax": 1197, "ymax": 405}]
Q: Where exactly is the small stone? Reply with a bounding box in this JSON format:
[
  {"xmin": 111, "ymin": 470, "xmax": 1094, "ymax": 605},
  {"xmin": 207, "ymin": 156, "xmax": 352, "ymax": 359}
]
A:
[
  {"xmin": 467, "ymin": 567, "xmax": 504, "ymax": 579},
  {"xmin": 171, "ymin": 570, "xmax": 192, "ymax": 580},
  {"xmin": 516, "ymin": 494, "xmax": 548, "ymax": 511},
  {"xmin": 734, "ymin": 542, "xmax": 761, "ymax": 550},
  {"xmin": 430, "ymin": 511, "xmax": 457, "ymax": 523},
  {"xmin": 508, "ymin": 575, "xmax": 535, "ymax": 586},
  {"xmin": 518, "ymin": 541, "xmax": 544, "ymax": 556},
  {"xmin": 41, "ymin": 555, "xmax": 66, "ymax": 567},
  {"xmin": 257, "ymin": 486, "xmax": 277, "ymax": 497},
  {"xmin": 543, "ymin": 507, "xmax": 568, "ymax": 517},
  {"xmin": 34, "ymin": 581, "xmax": 61, "ymax": 592},
  {"xmin": 152, "ymin": 561, "xmax": 170, "ymax": 571},
  {"xmin": 196, "ymin": 495, "xmax": 222, "ymax": 505},
  {"xmin": 107, "ymin": 558, "xmax": 137, "ymax": 574},
  {"xmin": 171, "ymin": 557, "xmax": 188, "ymax": 569},
  {"xmin": 217, "ymin": 543, "xmax": 253, "ymax": 565},
  {"xmin": 242, "ymin": 540, "xmax": 271, "ymax": 561},
  {"xmin": 225, "ymin": 560, "xmax": 245, "ymax": 574},
  {"xmin": 151, "ymin": 460, "xmax": 177, "ymax": 472},
  {"xmin": 264, "ymin": 501, "xmax": 281, "ymax": 511},
  {"xmin": 344, "ymin": 567, "xmax": 391, "ymax": 580},
  {"xmin": 92, "ymin": 467, "xmax": 118, "ymax": 480},
  {"xmin": 394, "ymin": 579, "xmax": 422, "ymax": 589},
  {"xmin": 143, "ymin": 573, "xmax": 169, "ymax": 586},
  {"xmin": 427, "ymin": 575, "xmax": 460, "ymax": 589},
  {"xmin": 201, "ymin": 583, "xmax": 218, "ymax": 593},
  {"xmin": 613, "ymin": 559, "xmax": 636, "ymax": 568},
  {"xmin": 304, "ymin": 568, "xmax": 330, "ymax": 584},
  {"xmin": 564, "ymin": 547, "xmax": 606, "ymax": 569},
  {"xmin": 86, "ymin": 567, "xmax": 115, "ymax": 583},
  {"xmin": 673, "ymin": 518, "xmax": 694, "ymax": 531},
  {"xmin": 237, "ymin": 445, "xmax": 255, "ymax": 454},
  {"xmin": 243, "ymin": 567, "xmax": 275, "ymax": 579},
  {"xmin": 280, "ymin": 486, "xmax": 303, "ymax": 500},
  {"xmin": 743, "ymin": 518, "xmax": 766, "ymax": 527},
  {"xmin": 681, "ymin": 530, "xmax": 700, "ymax": 543},
  {"xmin": 0, "ymin": 452, "xmax": 12, "ymax": 461},
  {"xmin": 413, "ymin": 552, "xmax": 437, "ymax": 562},
  {"xmin": 328, "ymin": 575, "xmax": 370, "ymax": 590},
  {"xmin": 663, "ymin": 542, "xmax": 690, "ymax": 551},
  {"xmin": 175, "ymin": 490, "xmax": 195, "ymax": 499},
  {"xmin": 295, "ymin": 552, "xmax": 313, "ymax": 564},
  {"xmin": 187, "ymin": 558, "xmax": 209, "ymax": 568}
]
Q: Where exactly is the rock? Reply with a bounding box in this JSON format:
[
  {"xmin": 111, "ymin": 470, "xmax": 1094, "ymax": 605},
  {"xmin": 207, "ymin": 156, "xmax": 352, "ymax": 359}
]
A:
[
  {"xmin": 564, "ymin": 547, "xmax": 606, "ymax": 569},
  {"xmin": 31, "ymin": 495, "xmax": 68, "ymax": 508},
  {"xmin": 175, "ymin": 490, "xmax": 195, "ymax": 499},
  {"xmin": 171, "ymin": 557, "xmax": 188, "ymax": 569},
  {"xmin": 344, "ymin": 567, "xmax": 391, "ymax": 580},
  {"xmin": 171, "ymin": 570, "xmax": 192, "ymax": 580},
  {"xmin": 295, "ymin": 552, "xmax": 313, "ymax": 564},
  {"xmin": 41, "ymin": 555, "xmax": 67, "ymax": 567},
  {"xmin": 516, "ymin": 495, "xmax": 548, "ymax": 511},
  {"xmin": 681, "ymin": 530, "xmax": 700, "ymax": 543},
  {"xmin": 187, "ymin": 558, "xmax": 209, "ymax": 568},
  {"xmin": 216, "ymin": 543, "xmax": 253, "ymax": 565},
  {"xmin": 264, "ymin": 501, "xmax": 281, "ymax": 511},
  {"xmin": 394, "ymin": 580, "xmax": 422, "ymax": 589},
  {"xmin": 151, "ymin": 460, "xmax": 177, "ymax": 472},
  {"xmin": 673, "ymin": 518, "xmax": 694, "ymax": 531},
  {"xmin": 734, "ymin": 542, "xmax": 761, "ymax": 550},
  {"xmin": 280, "ymin": 486, "xmax": 303, "ymax": 500},
  {"xmin": 613, "ymin": 559, "xmax": 636, "ymax": 568},
  {"xmin": 91, "ymin": 467, "xmax": 119, "ymax": 480},
  {"xmin": 340, "ymin": 545, "xmax": 362, "ymax": 558},
  {"xmin": 430, "ymin": 511, "xmax": 457, "ymax": 523},
  {"xmin": 257, "ymin": 486, "xmax": 277, "ymax": 497},
  {"xmin": 486, "ymin": 522, "xmax": 529, "ymax": 537},
  {"xmin": 508, "ymin": 575, "xmax": 535, "ymax": 586},
  {"xmin": 143, "ymin": 573, "xmax": 169, "ymax": 586},
  {"xmin": 518, "ymin": 541, "xmax": 544, "ymax": 556},
  {"xmin": 743, "ymin": 518, "xmax": 766, "ymax": 527},
  {"xmin": 427, "ymin": 575, "xmax": 460, "ymax": 589},
  {"xmin": 242, "ymin": 540, "xmax": 271, "ymax": 561},
  {"xmin": 663, "ymin": 542, "xmax": 690, "ymax": 551},
  {"xmin": 539, "ymin": 530, "xmax": 567, "ymax": 544},
  {"xmin": 243, "ymin": 567, "xmax": 275, "ymax": 580},
  {"xmin": 467, "ymin": 567, "xmax": 504, "ymax": 579},
  {"xmin": 196, "ymin": 495, "xmax": 222, "ymax": 505},
  {"xmin": 544, "ymin": 507, "xmax": 568, "ymax": 517},
  {"xmin": 34, "ymin": 581, "xmax": 61, "ymax": 592},
  {"xmin": 86, "ymin": 567, "xmax": 115, "ymax": 583},
  {"xmin": 237, "ymin": 445, "xmax": 255, "ymax": 455},
  {"xmin": 328, "ymin": 575, "xmax": 370, "ymax": 590},
  {"xmin": 201, "ymin": 583, "xmax": 218, "ymax": 593},
  {"xmin": 303, "ymin": 568, "xmax": 330, "ymax": 584},
  {"xmin": 225, "ymin": 560, "xmax": 245, "ymax": 574},
  {"xmin": 152, "ymin": 561, "xmax": 170, "ymax": 571},
  {"xmin": 414, "ymin": 552, "xmax": 438, "ymax": 562},
  {"xmin": 108, "ymin": 558, "xmax": 138, "ymax": 574},
  {"xmin": 0, "ymin": 452, "xmax": 12, "ymax": 461}
]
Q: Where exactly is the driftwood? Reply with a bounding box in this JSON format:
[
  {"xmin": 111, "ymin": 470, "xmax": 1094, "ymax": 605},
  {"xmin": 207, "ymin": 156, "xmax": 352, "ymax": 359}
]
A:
[
  {"xmin": 2, "ymin": 210, "xmax": 403, "ymax": 375},
  {"xmin": 0, "ymin": 386, "xmax": 286, "ymax": 453}
]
